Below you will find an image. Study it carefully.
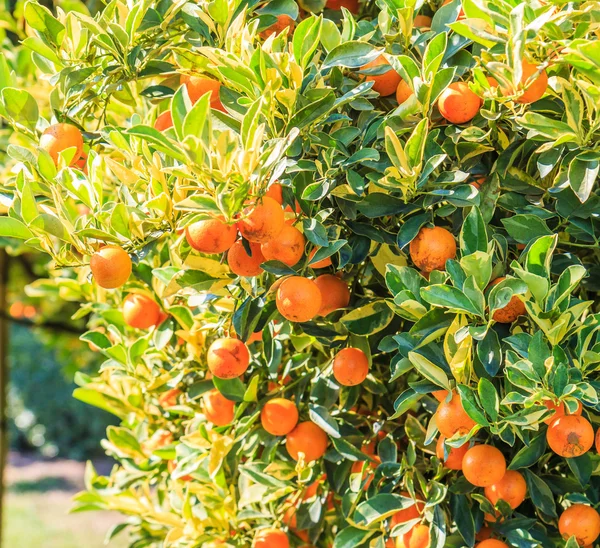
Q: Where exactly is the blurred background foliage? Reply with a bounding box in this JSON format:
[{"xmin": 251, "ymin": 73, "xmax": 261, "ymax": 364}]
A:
[{"xmin": 1, "ymin": 0, "xmax": 115, "ymax": 461}]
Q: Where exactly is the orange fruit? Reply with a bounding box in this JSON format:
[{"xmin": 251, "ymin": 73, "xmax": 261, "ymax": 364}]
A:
[
  {"xmin": 436, "ymin": 436, "xmax": 469, "ymax": 470},
  {"xmin": 40, "ymin": 123, "xmax": 84, "ymax": 166},
  {"xmin": 432, "ymin": 389, "xmax": 449, "ymax": 402},
  {"xmin": 488, "ymin": 277, "xmax": 527, "ymax": 323},
  {"xmin": 261, "ymin": 224, "xmax": 305, "ymax": 266},
  {"xmin": 390, "ymin": 492, "xmax": 424, "ymax": 527},
  {"xmin": 438, "ymin": 82, "xmax": 482, "ymax": 124},
  {"xmin": 90, "ymin": 245, "xmax": 132, "ymax": 289},
  {"xmin": 475, "ymin": 527, "xmax": 493, "ymax": 541},
  {"xmin": 308, "ymin": 248, "xmax": 333, "ymax": 268},
  {"xmin": 462, "ymin": 445, "xmax": 506, "ymax": 487},
  {"xmin": 409, "ymin": 226, "xmax": 456, "ymax": 272},
  {"xmin": 547, "ymin": 415, "xmax": 594, "ymax": 457},
  {"xmin": 414, "ymin": 15, "xmax": 432, "ymax": 27},
  {"xmin": 542, "ymin": 399, "xmax": 582, "ymax": 425},
  {"xmin": 253, "ymin": 529, "xmax": 289, "ymax": 548},
  {"xmin": 351, "ymin": 454, "xmax": 381, "ymax": 488},
  {"xmin": 206, "ymin": 338, "xmax": 250, "ymax": 379},
  {"xmin": 238, "ymin": 197, "xmax": 285, "ymax": 244},
  {"xmin": 484, "ymin": 470, "xmax": 527, "ymax": 510},
  {"xmin": 228, "ymin": 240, "xmax": 265, "ymax": 277},
  {"xmin": 261, "ymin": 398, "xmax": 299, "ymax": 436},
  {"xmin": 259, "ymin": 14, "xmax": 295, "ymax": 39},
  {"xmin": 303, "ymin": 474, "xmax": 326, "ymax": 500},
  {"xmin": 332, "ymin": 348, "xmax": 369, "ymax": 386},
  {"xmin": 265, "ymin": 183, "xmax": 284, "ymax": 204},
  {"xmin": 314, "ymin": 274, "xmax": 350, "ymax": 316},
  {"xmin": 475, "ymin": 541, "xmax": 509, "ymax": 548},
  {"xmin": 74, "ymin": 152, "xmax": 88, "ymax": 172},
  {"xmin": 361, "ymin": 55, "xmax": 402, "ymax": 97},
  {"xmin": 435, "ymin": 390, "xmax": 476, "ymax": 438},
  {"xmin": 154, "ymin": 111, "xmax": 173, "ymax": 131},
  {"xmin": 559, "ymin": 504, "xmax": 600, "ymax": 546},
  {"xmin": 397, "ymin": 523, "xmax": 430, "ymax": 548},
  {"xmin": 123, "ymin": 293, "xmax": 161, "ymax": 329},
  {"xmin": 326, "ymin": 0, "xmax": 359, "ymax": 12},
  {"xmin": 203, "ymin": 388, "xmax": 235, "ymax": 426},
  {"xmin": 286, "ymin": 421, "xmax": 329, "ymax": 462},
  {"xmin": 276, "ymin": 276, "xmax": 322, "ymax": 322},
  {"xmin": 396, "ymin": 79, "xmax": 413, "ymax": 104},
  {"xmin": 500, "ymin": 59, "xmax": 548, "ymax": 104},
  {"xmin": 180, "ymin": 75, "xmax": 225, "ymax": 111},
  {"xmin": 185, "ymin": 217, "xmax": 237, "ymax": 254},
  {"xmin": 158, "ymin": 388, "xmax": 181, "ymax": 408}
]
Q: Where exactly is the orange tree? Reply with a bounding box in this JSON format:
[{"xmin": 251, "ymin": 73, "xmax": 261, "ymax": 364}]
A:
[{"xmin": 2, "ymin": 0, "xmax": 600, "ymax": 547}]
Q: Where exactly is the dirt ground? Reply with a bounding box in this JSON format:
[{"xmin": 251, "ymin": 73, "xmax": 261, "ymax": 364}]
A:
[{"xmin": 2, "ymin": 452, "xmax": 129, "ymax": 548}]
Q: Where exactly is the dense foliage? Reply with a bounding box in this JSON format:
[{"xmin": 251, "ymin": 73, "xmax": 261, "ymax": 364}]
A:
[{"xmin": 2, "ymin": 0, "xmax": 600, "ymax": 547}]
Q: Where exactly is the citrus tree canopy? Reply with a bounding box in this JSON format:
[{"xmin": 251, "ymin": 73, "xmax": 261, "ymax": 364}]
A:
[{"xmin": 2, "ymin": 0, "xmax": 600, "ymax": 547}]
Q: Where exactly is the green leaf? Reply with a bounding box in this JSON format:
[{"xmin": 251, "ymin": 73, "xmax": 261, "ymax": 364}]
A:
[
  {"xmin": 0, "ymin": 216, "xmax": 34, "ymax": 240},
  {"xmin": 340, "ymin": 301, "xmax": 394, "ymax": 335},
  {"xmin": 1, "ymin": 88, "xmax": 39, "ymax": 130},
  {"xmin": 322, "ymin": 41, "xmax": 379, "ymax": 69},
  {"xmin": 213, "ymin": 377, "xmax": 246, "ymax": 402},
  {"xmin": 293, "ymin": 16, "xmax": 322, "ymax": 69},
  {"xmin": 478, "ymin": 378, "xmax": 499, "ymax": 421},
  {"xmin": 523, "ymin": 470, "xmax": 556, "ymax": 518},
  {"xmin": 508, "ymin": 432, "xmax": 547, "ymax": 470},
  {"xmin": 353, "ymin": 494, "xmax": 407, "ymax": 526},
  {"xmin": 309, "ymin": 404, "xmax": 340, "ymax": 438},
  {"xmin": 501, "ymin": 215, "xmax": 552, "ymax": 244},
  {"xmin": 460, "ymin": 207, "xmax": 487, "ymax": 255},
  {"xmin": 420, "ymin": 285, "xmax": 482, "ymax": 317},
  {"xmin": 332, "ymin": 527, "xmax": 375, "ymax": 548},
  {"xmin": 408, "ymin": 351, "xmax": 450, "ymax": 390}
]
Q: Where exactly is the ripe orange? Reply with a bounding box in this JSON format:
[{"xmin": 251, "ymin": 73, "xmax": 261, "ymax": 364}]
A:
[
  {"xmin": 253, "ymin": 529, "xmax": 289, "ymax": 548},
  {"xmin": 286, "ymin": 421, "xmax": 328, "ymax": 462},
  {"xmin": 484, "ymin": 470, "xmax": 527, "ymax": 510},
  {"xmin": 261, "ymin": 398, "xmax": 299, "ymax": 436},
  {"xmin": 154, "ymin": 111, "xmax": 173, "ymax": 131},
  {"xmin": 238, "ymin": 196, "xmax": 285, "ymax": 243},
  {"xmin": 326, "ymin": 0, "xmax": 359, "ymax": 12},
  {"xmin": 409, "ymin": 226, "xmax": 456, "ymax": 272},
  {"xmin": 361, "ymin": 55, "xmax": 401, "ymax": 97},
  {"xmin": 436, "ymin": 436, "xmax": 469, "ymax": 470},
  {"xmin": 435, "ymin": 390, "xmax": 476, "ymax": 438},
  {"xmin": 332, "ymin": 348, "xmax": 369, "ymax": 386},
  {"xmin": 228, "ymin": 240, "xmax": 265, "ymax": 277},
  {"xmin": 203, "ymin": 388, "xmax": 235, "ymax": 426},
  {"xmin": 40, "ymin": 123, "xmax": 84, "ymax": 166},
  {"xmin": 475, "ymin": 527, "xmax": 493, "ymax": 541},
  {"xmin": 123, "ymin": 293, "xmax": 161, "ymax": 329},
  {"xmin": 438, "ymin": 82, "xmax": 481, "ymax": 124},
  {"xmin": 501, "ymin": 59, "xmax": 548, "ymax": 104},
  {"xmin": 185, "ymin": 217, "xmax": 237, "ymax": 254},
  {"xmin": 390, "ymin": 492, "xmax": 424, "ymax": 527},
  {"xmin": 276, "ymin": 276, "xmax": 322, "ymax": 322},
  {"xmin": 74, "ymin": 152, "xmax": 88, "ymax": 173},
  {"xmin": 396, "ymin": 79, "xmax": 413, "ymax": 104},
  {"xmin": 432, "ymin": 389, "xmax": 449, "ymax": 402},
  {"xmin": 414, "ymin": 15, "xmax": 432, "ymax": 27},
  {"xmin": 462, "ymin": 445, "xmax": 506, "ymax": 487},
  {"xmin": 180, "ymin": 75, "xmax": 225, "ymax": 111},
  {"xmin": 261, "ymin": 224, "xmax": 305, "ymax": 266},
  {"xmin": 264, "ymin": 183, "xmax": 301, "ymax": 214},
  {"xmin": 206, "ymin": 338, "xmax": 250, "ymax": 379},
  {"xmin": 488, "ymin": 277, "xmax": 526, "ymax": 323},
  {"xmin": 259, "ymin": 14, "xmax": 295, "ymax": 39},
  {"xmin": 397, "ymin": 523, "xmax": 430, "ymax": 548},
  {"xmin": 167, "ymin": 459, "xmax": 192, "ymax": 481},
  {"xmin": 547, "ymin": 415, "xmax": 594, "ymax": 457},
  {"xmin": 475, "ymin": 541, "xmax": 509, "ymax": 548},
  {"xmin": 351, "ymin": 453, "xmax": 381, "ymax": 488},
  {"xmin": 303, "ymin": 474, "xmax": 326, "ymax": 500},
  {"xmin": 90, "ymin": 245, "xmax": 132, "ymax": 289},
  {"xmin": 158, "ymin": 388, "xmax": 181, "ymax": 408},
  {"xmin": 314, "ymin": 274, "xmax": 350, "ymax": 316},
  {"xmin": 559, "ymin": 504, "xmax": 600, "ymax": 547},
  {"xmin": 542, "ymin": 398, "xmax": 582, "ymax": 425}
]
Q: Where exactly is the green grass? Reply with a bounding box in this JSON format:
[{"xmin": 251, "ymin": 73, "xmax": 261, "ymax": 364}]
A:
[{"xmin": 3, "ymin": 492, "xmax": 129, "ymax": 548}]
